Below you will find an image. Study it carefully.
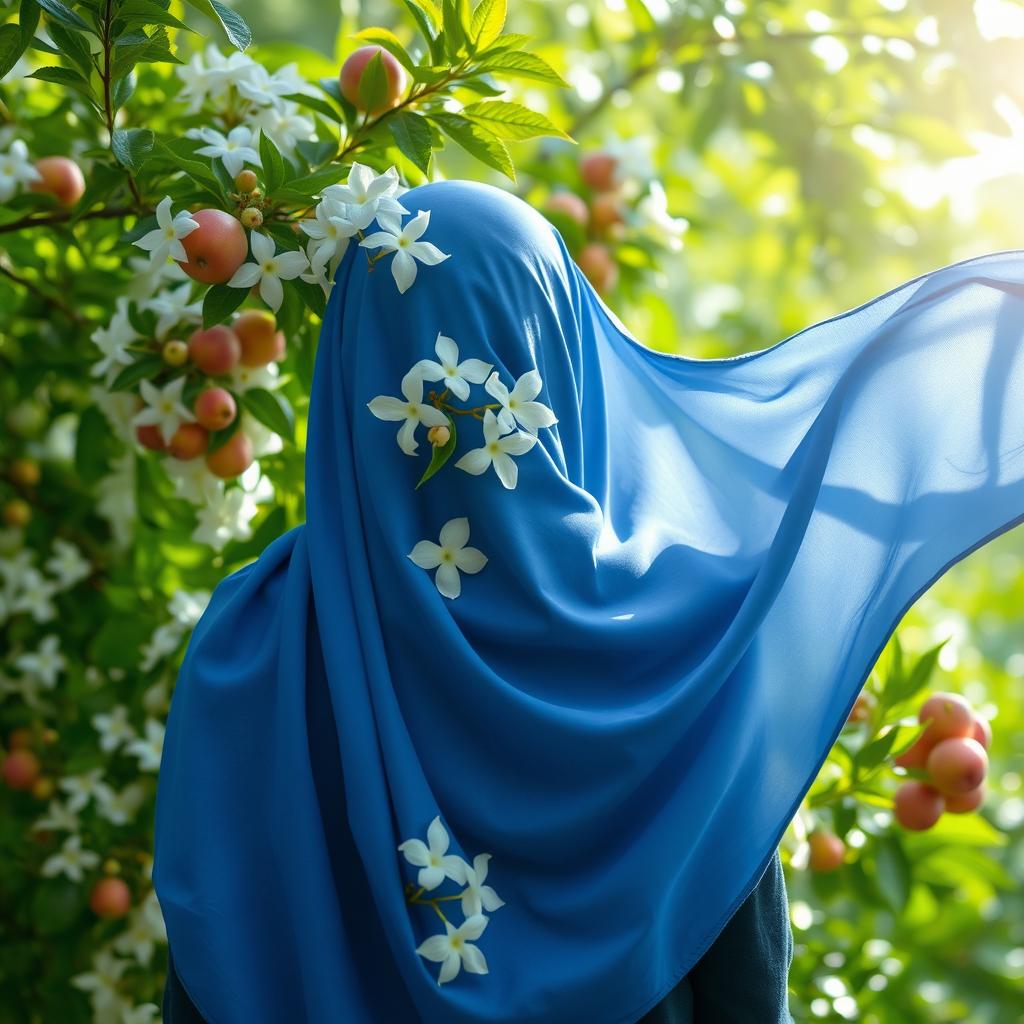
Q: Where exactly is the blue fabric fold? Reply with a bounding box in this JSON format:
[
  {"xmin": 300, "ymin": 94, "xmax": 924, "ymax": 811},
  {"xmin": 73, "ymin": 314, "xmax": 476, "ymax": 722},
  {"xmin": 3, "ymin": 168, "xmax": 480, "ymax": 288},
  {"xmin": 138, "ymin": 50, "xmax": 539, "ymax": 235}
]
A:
[{"xmin": 153, "ymin": 179, "xmax": 1024, "ymax": 1024}]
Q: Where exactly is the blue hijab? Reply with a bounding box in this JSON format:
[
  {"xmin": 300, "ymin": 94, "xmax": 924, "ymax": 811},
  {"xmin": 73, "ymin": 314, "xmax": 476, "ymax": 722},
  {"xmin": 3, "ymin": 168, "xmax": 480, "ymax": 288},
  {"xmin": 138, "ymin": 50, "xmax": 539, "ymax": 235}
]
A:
[{"xmin": 152, "ymin": 179, "xmax": 1024, "ymax": 1023}]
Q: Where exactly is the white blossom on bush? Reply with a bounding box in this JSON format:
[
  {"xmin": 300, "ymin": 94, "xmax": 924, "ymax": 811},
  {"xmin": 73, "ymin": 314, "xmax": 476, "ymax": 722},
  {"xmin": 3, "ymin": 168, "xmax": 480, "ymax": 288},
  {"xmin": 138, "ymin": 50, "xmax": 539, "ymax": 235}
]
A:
[
  {"xmin": 0, "ymin": 139, "xmax": 41, "ymax": 201},
  {"xmin": 185, "ymin": 124, "xmax": 261, "ymax": 178},
  {"xmin": 41, "ymin": 834, "xmax": 101, "ymax": 883},
  {"xmin": 133, "ymin": 196, "xmax": 199, "ymax": 267},
  {"xmin": 226, "ymin": 231, "xmax": 309, "ymax": 312}
]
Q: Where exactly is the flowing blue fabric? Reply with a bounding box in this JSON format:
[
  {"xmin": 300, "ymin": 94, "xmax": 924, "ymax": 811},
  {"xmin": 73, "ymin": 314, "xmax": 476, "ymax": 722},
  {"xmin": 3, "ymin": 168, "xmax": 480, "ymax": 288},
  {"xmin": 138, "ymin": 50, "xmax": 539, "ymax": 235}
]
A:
[{"xmin": 152, "ymin": 179, "xmax": 1024, "ymax": 1024}]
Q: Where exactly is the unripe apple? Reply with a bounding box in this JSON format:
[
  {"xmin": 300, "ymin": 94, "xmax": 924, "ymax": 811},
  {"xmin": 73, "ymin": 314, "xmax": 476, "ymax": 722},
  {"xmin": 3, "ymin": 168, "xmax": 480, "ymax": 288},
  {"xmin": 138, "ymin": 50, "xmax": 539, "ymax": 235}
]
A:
[
  {"xmin": 918, "ymin": 691, "xmax": 975, "ymax": 743},
  {"xmin": 427, "ymin": 424, "xmax": 451, "ymax": 447},
  {"xmin": 89, "ymin": 877, "xmax": 132, "ymax": 919},
  {"xmin": 577, "ymin": 243, "xmax": 618, "ymax": 293},
  {"xmin": 808, "ymin": 830, "xmax": 845, "ymax": 872},
  {"xmin": 545, "ymin": 190, "xmax": 589, "ymax": 227},
  {"xmin": 8, "ymin": 727, "xmax": 33, "ymax": 749},
  {"xmin": 971, "ymin": 715, "xmax": 992, "ymax": 751},
  {"xmin": 30, "ymin": 155, "xmax": 85, "ymax": 207},
  {"xmin": 340, "ymin": 45, "xmax": 407, "ymax": 114},
  {"xmin": 31, "ymin": 776, "xmax": 55, "ymax": 800},
  {"xmin": 893, "ymin": 780, "xmax": 944, "ymax": 831},
  {"xmin": 233, "ymin": 310, "xmax": 285, "ymax": 367},
  {"xmin": 162, "ymin": 339, "xmax": 189, "ymax": 366},
  {"xmin": 580, "ymin": 151, "xmax": 619, "ymax": 191},
  {"xmin": 589, "ymin": 191, "xmax": 624, "ymax": 233},
  {"xmin": 240, "ymin": 207, "xmax": 263, "ymax": 229},
  {"xmin": 3, "ymin": 498, "xmax": 31, "ymax": 527},
  {"xmin": 3, "ymin": 749, "xmax": 41, "ymax": 790},
  {"xmin": 178, "ymin": 209, "xmax": 249, "ymax": 284},
  {"xmin": 9, "ymin": 458, "xmax": 40, "ymax": 487},
  {"xmin": 188, "ymin": 325, "xmax": 241, "ymax": 375},
  {"xmin": 135, "ymin": 423, "xmax": 167, "ymax": 452},
  {"xmin": 944, "ymin": 783, "xmax": 986, "ymax": 814},
  {"xmin": 926, "ymin": 737, "xmax": 988, "ymax": 797},
  {"xmin": 205, "ymin": 431, "xmax": 254, "ymax": 478},
  {"xmin": 235, "ymin": 169, "xmax": 259, "ymax": 192},
  {"xmin": 168, "ymin": 422, "xmax": 209, "ymax": 460},
  {"xmin": 194, "ymin": 387, "xmax": 237, "ymax": 431}
]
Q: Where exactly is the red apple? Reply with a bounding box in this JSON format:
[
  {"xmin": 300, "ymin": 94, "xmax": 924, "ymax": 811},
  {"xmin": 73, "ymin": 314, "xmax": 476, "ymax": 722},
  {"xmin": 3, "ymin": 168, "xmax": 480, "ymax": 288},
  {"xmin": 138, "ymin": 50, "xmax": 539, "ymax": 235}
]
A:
[
  {"xmin": 194, "ymin": 387, "xmax": 237, "ymax": 431},
  {"xmin": 944, "ymin": 783, "xmax": 987, "ymax": 814},
  {"xmin": 30, "ymin": 156, "xmax": 85, "ymax": 207},
  {"xmin": 590, "ymin": 192, "xmax": 623, "ymax": 233},
  {"xmin": 926, "ymin": 737, "xmax": 988, "ymax": 797},
  {"xmin": 545, "ymin": 191, "xmax": 589, "ymax": 227},
  {"xmin": 135, "ymin": 423, "xmax": 167, "ymax": 452},
  {"xmin": 808, "ymin": 830, "xmax": 845, "ymax": 872},
  {"xmin": 89, "ymin": 877, "xmax": 132, "ymax": 919},
  {"xmin": 178, "ymin": 209, "xmax": 249, "ymax": 284},
  {"xmin": 580, "ymin": 151, "xmax": 619, "ymax": 191},
  {"xmin": 918, "ymin": 691, "xmax": 975, "ymax": 743},
  {"xmin": 233, "ymin": 310, "xmax": 285, "ymax": 367},
  {"xmin": 971, "ymin": 715, "xmax": 992, "ymax": 751},
  {"xmin": 188, "ymin": 325, "xmax": 241, "ymax": 375},
  {"xmin": 3, "ymin": 749, "xmax": 41, "ymax": 790},
  {"xmin": 340, "ymin": 45, "xmax": 407, "ymax": 114},
  {"xmin": 205, "ymin": 431, "xmax": 253, "ymax": 478},
  {"xmin": 893, "ymin": 781, "xmax": 944, "ymax": 831},
  {"xmin": 168, "ymin": 422, "xmax": 209, "ymax": 460},
  {"xmin": 577, "ymin": 243, "xmax": 618, "ymax": 293}
]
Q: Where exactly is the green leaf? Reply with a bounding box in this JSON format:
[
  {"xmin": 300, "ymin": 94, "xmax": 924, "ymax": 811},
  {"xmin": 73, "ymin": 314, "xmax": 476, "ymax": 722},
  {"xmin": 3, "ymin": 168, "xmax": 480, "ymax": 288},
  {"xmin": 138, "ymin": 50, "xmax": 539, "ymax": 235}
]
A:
[
  {"xmin": 462, "ymin": 99, "xmax": 571, "ymax": 141},
  {"xmin": 357, "ymin": 50, "xmax": 389, "ymax": 114},
  {"xmin": 26, "ymin": 63, "xmax": 95, "ymax": 97},
  {"xmin": 886, "ymin": 637, "xmax": 948, "ymax": 707},
  {"xmin": 35, "ymin": 0, "xmax": 90, "ymax": 32},
  {"xmin": 405, "ymin": 0, "xmax": 441, "ymax": 30},
  {"xmin": 282, "ymin": 90, "xmax": 343, "ymax": 122},
  {"xmin": 353, "ymin": 27, "xmax": 415, "ymax": 72},
  {"xmin": 416, "ymin": 414, "xmax": 456, "ymax": 487},
  {"xmin": 441, "ymin": 0, "xmax": 471, "ymax": 58},
  {"xmin": 291, "ymin": 276, "xmax": 327, "ymax": 318},
  {"xmin": 180, "ymin": 0, "xmax": 251, "ymax": 50},
  {"xmin": 43, "ymin": 19, "xmax": 93, "ymax": 76},
  {"xmin": 118, "ymin": 0, "xmax": 194, "ymax": 33},
  {"xmin": 240, "ymin": 387, "xmax": 295, "ymax": 441},
  {"xmin": 109, "ymin": 355, "xmax": 164, "ymax": 392},
  {"xmin": 389, "ymin": 110, "xmax": 433, "ymax": 174},
  {"xmin": 258, "ymin": 129, "xmax": 286, "ymax": 193},
  {"xmin": 853, "ymin": 726, "xmax": 899, "ymax": 772},
  {"xmin": 111, "ymin": 70, "xmax": 135, "ymax": 112},
  {"xmin": 470, "ymin": 0, "xmax": 505, "ymax": 50},
  {"xmin": 404, "ymin": 0, "xmax": 441, "ymax": 61},
  {"xmin": 872, "ymin": 834, "xmax": 912, "ymax": 913},
  {"xmin": 19, "ymin": 0, "xmax": 41, "ymax": 49},
  {"xmin": 476, "ymin": 48, "xmax": 569, "ymax": 87},
  {"xmin": 431, "ymin": 110, "xmax": 514, "ymax": 180},
  {"xmin": 202, "ymin": 284, "xmax": 248, "ymax": 329},
  {"xmin": 111, "ymin": 127, "xmax": 154, "ymax": 172},
  {"xmin": 0, "ymin": 24, "xmax": 27, "ymax": 79}
]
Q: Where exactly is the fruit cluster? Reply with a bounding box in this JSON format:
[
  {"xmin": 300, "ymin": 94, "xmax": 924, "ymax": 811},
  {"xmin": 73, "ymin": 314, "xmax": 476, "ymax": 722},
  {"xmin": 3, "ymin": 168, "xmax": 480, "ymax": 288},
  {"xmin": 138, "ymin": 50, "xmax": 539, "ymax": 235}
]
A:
[{"xmin": 892, "ymin": 691, "xmax": 991, "ymax": 830}]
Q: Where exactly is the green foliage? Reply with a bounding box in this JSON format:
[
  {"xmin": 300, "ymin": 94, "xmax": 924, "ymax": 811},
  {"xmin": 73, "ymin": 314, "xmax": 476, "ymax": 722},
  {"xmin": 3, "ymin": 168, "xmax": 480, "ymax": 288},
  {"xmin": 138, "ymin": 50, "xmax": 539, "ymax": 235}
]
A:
[{"xmin": 2, "ymin": 0, "xmax": 1024, "ymax": 1021}]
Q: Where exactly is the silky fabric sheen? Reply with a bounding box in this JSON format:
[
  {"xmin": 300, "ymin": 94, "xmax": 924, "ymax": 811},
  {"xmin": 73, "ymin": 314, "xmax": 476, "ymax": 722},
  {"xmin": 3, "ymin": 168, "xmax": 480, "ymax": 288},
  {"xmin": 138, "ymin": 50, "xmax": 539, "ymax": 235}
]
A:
[{"xmin": 152, "ymin": 179, "xmax": 1024, "ymax": 1024}]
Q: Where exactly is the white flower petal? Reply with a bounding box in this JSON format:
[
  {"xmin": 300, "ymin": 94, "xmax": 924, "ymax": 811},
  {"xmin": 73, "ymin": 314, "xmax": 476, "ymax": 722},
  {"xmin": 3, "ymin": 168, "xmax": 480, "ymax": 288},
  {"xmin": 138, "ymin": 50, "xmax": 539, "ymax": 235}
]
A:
[
  {"xmin": 226, "ymin": 263, "xmax": 261, "ymax": 289},
  {"xmin": 435, "ymin": 562, "xmax": 461, "ymax": 599},
  {"xmin": 391, "ymin": 250, "xmax": 417, "ymax": 294},
  {"xmin": 367, "ymin": 396, "xmax": 410, "ymax": 422},
  {"xmin": 453, "ymin": 546, "xmax": 487, "ymax": 574},
  {"xmin": 454, "ymin": 448, "xmax": 492, "ymax": 476},
  {"xmin": 259, "ymin": 273, "xmax": 284, "ymax": 312},
  {"xmin": 514, "ymin": 401, "xmax": 558, "ymax": 433},
  {"xmin": 408, "ymin": 541, "xmax": 443, "ymax": 570},
  {"xmin": 434, "ymin": 333, "xmax": 458, "ymax": 366},
  {"xmin": 426, "ymin": 816, "xmax": 449, "ymax": 856},
  {"xmin": 437, "ymin": 951, "xmax": 461, "ymax": 984},
  {"xmin": 439, "ymin": 517, "xmax": 469, "ymax": 551},
  {"xmin": 396, "ymin": 417, "xmax": 419, "ymax": 455},
  {"xmin": 492, "ymin": 452, "xmax": 518, "ymax": 490},
  {"xmin": 458, "ymin": 359, "xmax": 493, "ymax": 385},
  {"xmin": 398, "ymin": 837, "xmax": 430, "ymax": 867}
]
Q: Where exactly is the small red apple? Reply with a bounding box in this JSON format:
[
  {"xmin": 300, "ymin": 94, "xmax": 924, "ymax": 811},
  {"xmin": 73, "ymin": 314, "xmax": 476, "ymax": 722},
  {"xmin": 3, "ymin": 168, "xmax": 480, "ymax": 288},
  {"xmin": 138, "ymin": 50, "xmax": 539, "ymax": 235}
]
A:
[
  {"xmin": 188, "ymin": 325, "xmax": 241, "ymax": 375},
  {"xmin": 340, "ymin": 45, "xmax": 407, "ymax": 114},
  {"xmin": 944, "ymin": 783, "xmax": 987, "ymax": 814},
  {"xmin": 893, "ymin": 781, "xmax": 944, "ymax": 831},
  {"xmin": 30, "ymin": 156, "xmax": 85, "ymax": 207},
  {"xmin": 918, "ymin": 691, "xmax": 975, "ymax": 743},
  {"xmin": 89, "ymin": 877, "xmax": 132, "ymax": 919},
  {"xmin": 135, "ymin": 423, "xmax": 167, "ymax": 452},
  {"xmin": 577, "ymin": 243, "xmax": 618, "ymax": 293},
  {"xmin": 589, "ymin": 192, "xmax": 624, "ymax": 233},
  {"xmin": 808, "ymin": 830, "xmax": 846, "ymax": 872},
  {"xmin": 205, "ymin": 431, "xmax": 254, "ymax": 479},
  {"xmin": 926, "ymin": 737, "xmax": 988, "ymax": 797},
  {"xmin": 971, "ymin": 714, "xmax": 992, "ymax": 751},
  {"xmin": 168, "ymin": 422, "xmax": 209, "ymax": 460},
  {"xmin": 233, "ymin": 310, "xmax": 285, "ymax": 367},
  {"xmin": 3, "ymin": 749, "xmax": 41, "ymax": 790},
  {"xmin": 194, "ymin": 387, "xmax": 237, "ymax": 431},
  {"xmin": 580, "ymin": 151, "xmax": 619, "ymax": 192},
  {"xmin": 178, "ymin": 209, "xmax": 249, "ymax": 285},
  {"xmin": 545, "ymin": 191, "xmax": 589, "ymax": 227}
]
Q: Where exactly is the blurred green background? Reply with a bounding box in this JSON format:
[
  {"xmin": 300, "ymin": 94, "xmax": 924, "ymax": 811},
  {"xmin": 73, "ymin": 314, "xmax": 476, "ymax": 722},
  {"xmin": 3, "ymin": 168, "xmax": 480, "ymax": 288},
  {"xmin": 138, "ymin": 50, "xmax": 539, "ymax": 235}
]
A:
[{"xmin": 3, "ymin": 0, "xmax": 1024, "ymax": 1021}]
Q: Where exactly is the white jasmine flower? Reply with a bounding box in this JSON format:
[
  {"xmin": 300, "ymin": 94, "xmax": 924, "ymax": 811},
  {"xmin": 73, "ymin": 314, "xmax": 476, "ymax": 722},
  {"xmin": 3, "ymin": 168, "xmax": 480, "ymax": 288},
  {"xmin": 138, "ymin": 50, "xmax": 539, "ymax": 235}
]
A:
[
  {"xmin": 414, "ymin": 334, "xmax": 492, "ymax": 402},
  {"xmin": 251, "ymin": 100, "xmax": 313, "ymax": 156},
  {"xmin": 44, "ymin": 538, "xmax": 91, "ymax": 589},
  {"xmin": 96, "ymin": 780, "xmax": 147, "ymax": 826},
  {"xmin": 484, "ymin": 369, "xmax": 557, "ymax": 435},
  {"xmin": 367, "ymin": 367, "xmax": 449, "ymax": 456},
  {"xmin": 32, "ymin": 798, "xmax": 80, "ymax": 833},
  {"xmin": 132, "ymin": 376, "xmax": 191, "ymax": 445},
  {"xmin": 10, "ymin": 567, "xmax": 59, "ymax": 623},
  {"xmin": 90, "ymin": 297, "xmax": 139, "ymax": 382},
  {"xmin": 176, "ymin": 44, "xmax": 257, "ymax": 112},
  {"xmin": 398, "ymin": 815, "xmax": 469, "ymax": 891},
  {"xmin": 144, "ymin": 282, "xmax": 203, "ymax": 339},
  {"xmin": 14, "ymin": 634, "xmax": 65, "ymax": 688},
  {"xmin": 112, "ymin": 890, "xmax": 167, "ymax": 965},
  {"xmin": 300, "ymin": 237, "xmax": 333, "ymax": 294},
  {"xmin": 0, "ymin": 139, "xmax": 41, "ymax": 200},
  {"xmin": 125, "ymin": 718, "xmax": 165, "ymax": 772},
  {"xmin": 416, "ymin": 914, "xmax": 490, "ymax": 985},
  {"xmin": 235, "ymin": 61, "xmax": 319, "ymax": 106},
  {"xmin": 186, "ymin": 125, "xmax": 261, "ymax": 179},
  {"xmin": 60, "ymin": 767, "xmax": 116, "ymax": 813},
  {"xmin": 140, "ymin": 621, "xmax": 185, "ymax": 671},
  {"xmin": 299, "ymin": 200, "xmax": 359, "ymax": 272},
  {"xmin": 359, "ymin": 209, "xmax": 450, "ymax": 294},
  {"xmin": 70, "ymin": 950, "xmax": 129, "ymax": 1018},
  {"xmin": 227, "ymin": 231, "xmax": 308, "ymax": 312},
  {"xmin": 41, "ymin": 833, "xmax": 101, "ymax": 883},
  {"xmin": 454, "ymin": 409, "xmax": 537, "ymax": 490},
  {"xmin": 229, "ymin": 359, "xmax": 279, "ymax": 393},
  {"xmin": 163, "ymin": 455, "xmax": 211, "ymax": 504},
  {"xmin": 133, "ymin": 196, "xmax": 199, "ymax": 267},
  {"xmin": 460, "ymin": 853, "xmax": 506, "ymax": 918},
  {"xmin": 91, "ymin": 704, "xmax": 137, "ymax": 753},
  {"xmin": 636, "ymin": 180, "xmax": 689, "ymax": 252},
  {"xmin": 407, "ymin": 517, "xmax": 487, "ymax": 600},
  {"xmin": 168, "ymin": 590, "xmax": 210, "ymax": 627},
  {"xmin": 191, "ymin": 482, "xmax": 257, "ymax": 550},
  {"xmin": 321, "ymin": 162, "xmax": 409, "ymax": 231}
]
